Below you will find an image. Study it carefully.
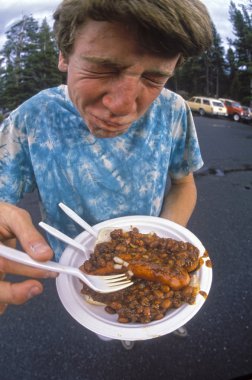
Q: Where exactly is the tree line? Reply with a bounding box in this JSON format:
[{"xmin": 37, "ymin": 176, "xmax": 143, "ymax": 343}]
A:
[
  {"xmin": 0, "ymin": 17, "xmax": 65, "ymax": 118},
  {"xmin": 168, "ymin": 0, "xmax": 252, "ymax": 106},
  {"xmin": 0, "ymin": 1, "xmax": 251, "ymax": 120}
]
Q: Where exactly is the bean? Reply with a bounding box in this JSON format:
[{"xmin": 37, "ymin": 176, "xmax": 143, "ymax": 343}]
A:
[
  {"xmin": 136, "ymin": 306, "xmax": 143, "ymax": 314},
  {"xmin": 141, "ymin": 297, "xmax": 150, "ymax": 306},
  {"xmin": 153, "ymin": 290, "xmax": 164, "ymax": 298},
  {"xmin": 143, "ymin": 307, "xmax": 151, "ymax": 317},
  {"xmin": 161, "ymin": 285, "xmax": 170, "ymax": 293},
  {"xmin": 115, "ymin": 244, "xmax": 127, "ymax": 252},
  {"xmin": 105, "ymin": 306, "xmax": 116, "ymax": 314},
  {"xmin": 110, "ymin": 302, "xmax": 122, "ymax": 310},
  {"xmin": 97, "ymin": 257, "xmax": 106, "ymax": 267},
  {"xmin": 154, "ymin": 314, "xmax": 164, "ymax": 321},
  {"xmin": 161, "ymin": 299, "xmax": 172, "ymax": 309},
  {"xmin": 118, "ymin": 317, "xmax": 130, "ymax": 323},
  {"xmin": 160, "ymin": 253, "xmax": 168, "ymax": 259}
]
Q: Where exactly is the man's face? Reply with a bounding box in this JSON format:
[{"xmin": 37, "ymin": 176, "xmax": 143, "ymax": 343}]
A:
[{"xmin": 58, "ymin": 20, "xmax": 180, "ymax": 138}]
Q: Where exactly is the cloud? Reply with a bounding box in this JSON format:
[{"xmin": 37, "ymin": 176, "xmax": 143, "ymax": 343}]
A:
[
  {"xmin": 0, "ymin": 0, "xmax": 59, "ymax": 37},
  {"xmin": 201, "ymin": 0, "xmax": 245, "ymax": 47}
]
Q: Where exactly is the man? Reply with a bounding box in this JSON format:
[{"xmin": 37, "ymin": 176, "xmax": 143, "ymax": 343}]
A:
[{"xmin": 0, "ymin": 0, "xmax": 212, "ymax": 312}]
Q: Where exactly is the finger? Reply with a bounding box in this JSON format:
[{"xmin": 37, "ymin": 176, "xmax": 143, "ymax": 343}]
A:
[
  {"xmin": 3, "ymin": 238, "xmax": 16, "ymax": 248},
  {"xmin": 0, "ymin": 271, "xmax": 8, "ymax": 315},
  {"xmin": 0, "ymin": 303, "xmax": 8, "ymax": 315},
  {"xmin": 0, "ymin": 279, "xmax": 43, "ymax": 305},
  {"xmin": 0, "ymin": 257, "xmax": 58, "ymax": 279},
  {"xmin": 1, "ymin": 204, "xmax": 53, "ymax": 261},
  {"xmin": 0, "ymin": 270, "xmax": 5, "ymax": 281}
]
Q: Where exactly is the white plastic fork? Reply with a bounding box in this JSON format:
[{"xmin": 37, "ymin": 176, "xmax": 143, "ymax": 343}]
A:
[
  {"xmin": 0, "ymin": 245, "xmax": 133, "ymax": 293},
  {"xmin": 39, "ymin": 221, "xmax": 88, "ymax": 257},
  {"xmin": 58, "ymin": 203, "xmax": 98, "ymax": 238}
]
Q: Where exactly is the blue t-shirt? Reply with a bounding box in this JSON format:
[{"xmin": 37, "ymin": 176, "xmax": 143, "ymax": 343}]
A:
[{"xmin": 0, "ymin": 85, "xmax": 203, "ymax": 260}]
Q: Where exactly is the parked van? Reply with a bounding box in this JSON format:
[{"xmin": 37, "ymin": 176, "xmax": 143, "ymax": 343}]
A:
[
  {"xmin": 187, "ymin": 97, "xmax": 228, "ymax": 117},
  {"xmin": 219, "ymin": 98, "xmax": 244, "ymax": 122}
]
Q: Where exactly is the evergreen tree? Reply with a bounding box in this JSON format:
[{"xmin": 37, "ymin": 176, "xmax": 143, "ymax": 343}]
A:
[
  {"xmin": 171, "ymin": 56, "xmax": 206, "ymax": 97},
  {"xmin": 0, "ymin": 15, "xmax": 40, "ymax": 109},
  {"xmin": 198, "ymin": 24, "xmax": 227, "ymax": 98},
  {"xmin": 170, "ymin": 23, "xmax": 226, "ymax": 99},
  {"xmin": 228, "ymin": 1, "xmax": 252, "ymax": 104},
  {"xmin": 0, "ymin": 15, "xmax": 64, "ymax": 113},
  {"xmin": 28, "ymin": 18, "xmax": 65, "ymax": 89}
]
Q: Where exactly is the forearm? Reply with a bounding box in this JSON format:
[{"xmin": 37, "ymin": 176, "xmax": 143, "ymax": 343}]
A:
[{"xmin": 160, "ymin": 173, "xmax": 197, "ymax": 227}]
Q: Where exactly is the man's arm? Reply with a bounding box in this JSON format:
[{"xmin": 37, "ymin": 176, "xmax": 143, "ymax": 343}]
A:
[{"xmin": 160, "ymin": 173, "xmax": 197, "ymax": 227}]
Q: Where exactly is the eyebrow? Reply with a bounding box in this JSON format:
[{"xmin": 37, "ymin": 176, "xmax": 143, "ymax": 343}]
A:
[
  {"xmin": 144, "ymin": 69, "xmax": 175, "ymax": 78},
  {"xmin": 81, "ymin": 55, "xmax": 127, "ymax": 69},
  {"xmin": 81, "ymin": 55, "xmax": 174, "ymax": 77}
]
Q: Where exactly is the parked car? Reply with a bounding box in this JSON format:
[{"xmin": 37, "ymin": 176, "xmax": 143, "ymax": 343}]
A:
[
  {"xmin": 187, "ymin": 96, "xmax": 228, "ymax": 117},
  {"xmin": 241, "ymin": 106, "xmax": 252, "ymax": 123},
  {"xmin": 219, "ymin": 98, "xmax": 245, "ymax": 122}
]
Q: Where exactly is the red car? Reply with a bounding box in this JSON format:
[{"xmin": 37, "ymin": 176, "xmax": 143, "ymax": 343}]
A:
[
  {"xmin": 241, "ymin": 106, "xmax": 252, "ymax": 123},
  {"xmin": 219, "ymin": 98, "xmax": 244, "ymax": 122}
]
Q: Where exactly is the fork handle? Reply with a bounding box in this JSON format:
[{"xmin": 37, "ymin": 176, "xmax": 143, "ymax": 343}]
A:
[
  {"xmin": 58, "ymin": 203, "xmax": 98, "ymax": 238},
  {"xmin": 0, "ymin": 244, "xmax": 77, "ymax": 276},
  {"xmin": 39, "ymin": 222, "xmax": 87, "ymax": 255}
]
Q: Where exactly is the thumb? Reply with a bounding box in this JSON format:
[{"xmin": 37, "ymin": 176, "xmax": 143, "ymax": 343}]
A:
[
  {"xmin": 1, "ymin": 204, "xmax": 53, "ymax": 261},
  {"xmin": 0, "ymin": 279, "xmax": 43, "ymax": 305}
]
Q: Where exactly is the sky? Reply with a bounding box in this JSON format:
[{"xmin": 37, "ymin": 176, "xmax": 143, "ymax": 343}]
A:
[{"xmin": 0, "ymin": 0, "xmax": 248, "ymax": 50}]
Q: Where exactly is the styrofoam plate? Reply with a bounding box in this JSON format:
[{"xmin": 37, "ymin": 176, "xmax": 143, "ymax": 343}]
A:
[{"xmin": 56, "ymin": 216, "xmax": 212, "ymax": 341}]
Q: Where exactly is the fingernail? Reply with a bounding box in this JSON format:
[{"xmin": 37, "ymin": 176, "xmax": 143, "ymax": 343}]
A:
[
  {"xmin": 28, "ymin": 286, "xmax": 42, "ymax": 299},
  {"xmin": 30, "ymin": 243, "xmax": 50, "ymax": 255},
  {"xmin": 45, "ymin": 271, "xmax": 58, "ymax": 279}
]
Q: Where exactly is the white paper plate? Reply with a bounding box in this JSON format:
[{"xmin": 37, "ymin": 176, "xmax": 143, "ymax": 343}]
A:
[{"xmin": 56, "ymin": 216, "xmax": 212, "ymax": 341}]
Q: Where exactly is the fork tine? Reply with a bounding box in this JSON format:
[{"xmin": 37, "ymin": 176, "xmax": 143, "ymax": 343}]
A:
[
  {"xmin": 106, "ymin": 277, "xmax": 131, "ymax": 284},
  {"xmin": 102, "ymin": 273, "xmax": 129, "ymax": 280},
  {"xmin": 107, "ymin": 282, "xmax": 133, "ymax": 291}
]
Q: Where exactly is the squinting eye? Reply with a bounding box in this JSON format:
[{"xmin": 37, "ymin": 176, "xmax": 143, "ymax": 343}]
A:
[
  {"xmin": 143, "ymin": 76, "xmax": 168, "ymax": 86},
  {"xmin": 88, "ymin": 64, "xmax": 120, "ymax": 75},
  {"xmin": 90, "ymin": 69, "xmax": 117, "ymax": 75}
]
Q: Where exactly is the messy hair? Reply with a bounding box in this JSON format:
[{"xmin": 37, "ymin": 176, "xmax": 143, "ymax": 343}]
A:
[{"xmin": 53, "ymin": 0, "xmax": 213, "ymax": 60}]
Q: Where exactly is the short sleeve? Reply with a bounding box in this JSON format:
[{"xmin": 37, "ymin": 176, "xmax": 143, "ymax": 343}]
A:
[
  {"xmin": 168, "ymin": 101, "xmax": 203, "ymax": 179},
  {"xmin": 0, "ymin": 111, "xmax": 36, "ymax": 203}
]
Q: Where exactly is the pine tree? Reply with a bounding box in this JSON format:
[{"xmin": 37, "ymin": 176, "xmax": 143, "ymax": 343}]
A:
[
  {"xmin": 228, "ymin": 1, "xmax": 252, "ymax": 104},
  {"xmin": 0, "ymin": 15, "xmax": 64, "ymax": 113},
  {"xmin": 208, "ymin": 25, "xmax": 226, "ymax": 98},
  {"xmin": 0, "ymin": 15, "xmax": 40, "ymax": 109},
  {"xmin": 170, "ymin": 23, "xmax": 227, "ymax": 99},
  {"xmin": 29, "ymin": 18, "xmax": 65, "ymax": 89}
]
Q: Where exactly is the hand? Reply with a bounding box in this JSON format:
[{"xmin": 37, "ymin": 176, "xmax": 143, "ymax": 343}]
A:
[{"xmin": 0, "ymin": 202, "xmax": 56, "ymax": 314}]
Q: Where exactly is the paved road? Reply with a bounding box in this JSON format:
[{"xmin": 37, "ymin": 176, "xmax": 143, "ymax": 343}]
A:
[{"xmin": 0, "ymin": 116, "xmax": 251, "ymax": 380}]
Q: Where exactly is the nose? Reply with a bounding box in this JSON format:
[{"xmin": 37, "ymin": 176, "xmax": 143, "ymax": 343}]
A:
[{"xmin": 102, "ymin": 76, "xmax": 139, "ymax": 116}]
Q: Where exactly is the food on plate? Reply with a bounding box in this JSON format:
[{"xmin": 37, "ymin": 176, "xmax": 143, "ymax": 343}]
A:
[{"xmin": 79, "ymin": 227, "xmax": 208, "ymax": 324}]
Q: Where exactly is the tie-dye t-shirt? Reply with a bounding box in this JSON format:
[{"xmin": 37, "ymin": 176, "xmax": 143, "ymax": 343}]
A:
[{"xmin": 0, "ymin": 85, "xmax": 203, "ymax": 260}]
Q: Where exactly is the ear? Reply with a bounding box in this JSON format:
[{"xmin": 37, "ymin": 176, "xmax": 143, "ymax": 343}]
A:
[{"xmin": 58, "ymin": 51, "xmax": 68, "ymax": 72}]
